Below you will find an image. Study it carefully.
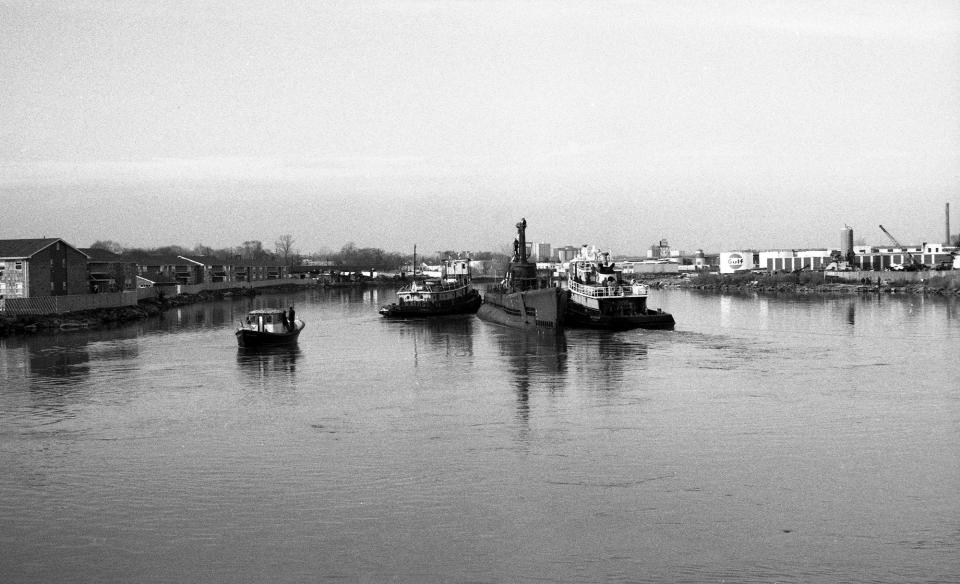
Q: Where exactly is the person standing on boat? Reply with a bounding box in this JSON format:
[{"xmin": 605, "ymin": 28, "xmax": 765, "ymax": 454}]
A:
[{"xmin": 288, "ymin": 306, "xmax": 295, "ymax": 330}]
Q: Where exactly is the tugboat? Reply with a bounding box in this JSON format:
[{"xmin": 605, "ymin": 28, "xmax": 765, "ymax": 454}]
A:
[
  {"xmin": 477, "ymin": 218, "xmax": 566, "ymax": 333},
  {"xmin": 379, "ymin": 250, "xmax": 481, "ymax": 318},
  {"xmin": 236, "ymin": 307, "xmax": 305, "ymax": 347},
  {"xmin": 564, "ymin": 245, "xmax": 674, "ymax": 330}
]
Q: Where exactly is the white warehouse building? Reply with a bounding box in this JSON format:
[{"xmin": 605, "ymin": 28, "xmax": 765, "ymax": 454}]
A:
[{"xmin": 720, "ymin": 250, "xmax": 834, "ymax": 274}]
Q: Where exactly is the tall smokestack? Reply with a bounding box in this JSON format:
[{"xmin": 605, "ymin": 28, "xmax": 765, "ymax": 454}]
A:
[
  {"xmin": 947, "ymin": 202, "xmax": 952, "ymax": 246},
  {"xmin": 841, "ymin": 225, "xmax": 854, "ymax": 257}
]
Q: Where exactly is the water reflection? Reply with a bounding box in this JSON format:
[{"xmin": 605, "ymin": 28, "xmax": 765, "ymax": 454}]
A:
[
  {"xmin": 492, "ymin": 331, "xmax": 567, "ymax": 435},
  {"xmin": 310, "ymin": 285, "xmax": 381, "ymax": 306},
  {"xmin": 2, "ymin": 330, "xmax": 140, "ymax": 429},
  {"xmin": 386, "ymin": 316, "xmax": 475, "ymax": 367},
  {"xmin": 566, "ymin": 330, "xmax": 648, "ymax": 384},
  {"xmin": 2, "ymin": 288, "xmax": 960, "ymax": 583},
  {"xmin": 22, "ymin": 334, "xmax": 92, "ymax": 383},
  {"xmin": 364, "ymin": 287, "xmax": 383, "ymax": 306},
  {"xmin": 210, "ymin": 306, "xmax": 227, "ymax": 325},
  {"xmin": 236, "ymin": 345, "xmax": 301, "ymax": 382}
]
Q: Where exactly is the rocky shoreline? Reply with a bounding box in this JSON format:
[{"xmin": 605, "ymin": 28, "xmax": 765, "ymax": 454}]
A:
[
  {"xmin": 0, "ymin": 287, "xmax": 259, "ymax": 337},
  {"xmin": 663, "ymin": 274, "xmax": 960, "ymax": 296}
]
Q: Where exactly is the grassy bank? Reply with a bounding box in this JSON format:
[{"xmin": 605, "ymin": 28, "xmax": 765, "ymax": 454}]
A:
[{"xmin": 672, "ymin": 271, "xmax": 960, "ymax": 296}]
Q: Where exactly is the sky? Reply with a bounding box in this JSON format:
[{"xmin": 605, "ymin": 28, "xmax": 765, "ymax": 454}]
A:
[{"xmin": 1, "ymin": 0, "xmax": 959, "ymax": 256}]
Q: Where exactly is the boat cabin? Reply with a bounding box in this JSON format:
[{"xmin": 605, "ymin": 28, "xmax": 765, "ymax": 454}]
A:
[
  {"xmin": 243, "ymin": 309, "xmax": 292, "ymax": 333},
  {"xmin": 568, "ymin": 246, "xmax": 649, "ymax": 299}
]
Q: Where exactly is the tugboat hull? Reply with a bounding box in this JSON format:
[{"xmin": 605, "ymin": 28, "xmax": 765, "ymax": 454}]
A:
[
  {"xmin": 565, "ymin": 302, "xmax": 675, "ymax": 330},
  {"xmin": 379, "ymin": 289, "xmax": 481, "ymax": 318}
]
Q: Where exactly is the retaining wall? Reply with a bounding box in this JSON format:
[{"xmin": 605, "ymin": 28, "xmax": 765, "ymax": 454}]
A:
[
  {"xmin": 1, "ymin": 278, "xmax": 312, "ymax": 315},
  {"xmin": 1, "ymin": 291, "xmax": 142, "ymax": 315}
]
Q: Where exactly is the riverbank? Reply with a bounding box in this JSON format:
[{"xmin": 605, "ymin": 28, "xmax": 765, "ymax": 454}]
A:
[
  {"xmin": 0, "ymin": 287, "xmax": 259, "ymax": 337},
  {"xmin": 4, "ymin": 273, "xmax": 957, "ymax": 337},
  {"xmin": 665, "ymin": 272, "xmax": 960, "ymax": 296}
]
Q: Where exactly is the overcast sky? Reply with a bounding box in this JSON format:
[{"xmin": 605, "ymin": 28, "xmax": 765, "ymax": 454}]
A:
[{"xmin": 2, "ymin": 0, "xmax": 958, "ymax": 255}]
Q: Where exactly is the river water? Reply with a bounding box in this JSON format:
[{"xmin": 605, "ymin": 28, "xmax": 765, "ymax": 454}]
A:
[{"xmin": 1, "ymin": 286, "xmax": 958, "ymax": 583}]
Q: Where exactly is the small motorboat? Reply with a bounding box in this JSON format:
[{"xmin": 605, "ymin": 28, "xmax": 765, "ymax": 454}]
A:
[{"xmin": 236, "ymin": 308, "xmax": 304, "ymax": 347}]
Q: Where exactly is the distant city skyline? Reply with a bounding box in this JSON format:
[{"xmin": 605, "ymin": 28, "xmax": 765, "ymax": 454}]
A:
[{"xmin": 2, "ymin": 1, "xmax": 958, "ymax": 255}]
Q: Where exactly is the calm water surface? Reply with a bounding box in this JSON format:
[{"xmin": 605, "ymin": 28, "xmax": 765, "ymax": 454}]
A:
[{"xmin": 2, "ymin": 286, "xmax": 959, "ymax": 583}]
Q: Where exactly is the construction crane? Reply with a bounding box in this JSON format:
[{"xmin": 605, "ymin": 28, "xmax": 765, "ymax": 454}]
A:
[{"xmin": 878, "ymin": 224, "xmax": 926, "ymax": 270}]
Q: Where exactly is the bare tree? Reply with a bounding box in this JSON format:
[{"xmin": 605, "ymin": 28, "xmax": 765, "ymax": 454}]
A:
[
  {"xmin": 340, "ymin": 241, "xmax": 357, "ymax": 263},
  {"xmin": 193, "ymin": 242, "xmax": 214, "ymax": 257},
  {"xmin": 242, "ymin": 240, "xmax": 265, "ymax": 260},
  {"xmin": 90, "ymin": 240, "xmax": 125, "ymax": 254},
  {"xmin": 276, "ymin": 234, "xmax": 295, "ymax": 265}
]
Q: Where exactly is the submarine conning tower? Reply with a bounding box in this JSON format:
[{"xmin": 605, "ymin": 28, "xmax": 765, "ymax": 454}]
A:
[{"xmin": 509, "ymin": 217, "xmax": 539, "ymax": 290}]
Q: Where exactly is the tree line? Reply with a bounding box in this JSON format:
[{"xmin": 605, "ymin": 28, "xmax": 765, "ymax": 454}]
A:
[{"xmin": 90, "ymin": 236, "xmax": 508, "ymax": 270}]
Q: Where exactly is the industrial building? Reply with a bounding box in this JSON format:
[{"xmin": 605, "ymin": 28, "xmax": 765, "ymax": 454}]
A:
[{"xmin": 719, "ymin": 223, "xmax": 958, "ymax": 274}]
